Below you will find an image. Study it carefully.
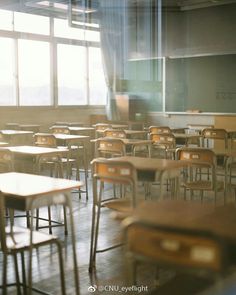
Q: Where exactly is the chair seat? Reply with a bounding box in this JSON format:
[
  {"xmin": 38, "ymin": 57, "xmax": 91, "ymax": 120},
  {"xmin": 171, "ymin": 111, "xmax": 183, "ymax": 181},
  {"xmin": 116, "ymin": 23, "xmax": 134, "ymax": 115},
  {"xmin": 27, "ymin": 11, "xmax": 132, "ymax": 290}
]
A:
[
  {"xmin": 102, "ymin": 199, "xmax": 133, "ymax": 212},
  {"xmin": 183, "ymin": 180, "xmax": 224, "ymax": 191},
  {"xmin": 5, "ymin": 226, "xmax": 57, "ymax": 251}
]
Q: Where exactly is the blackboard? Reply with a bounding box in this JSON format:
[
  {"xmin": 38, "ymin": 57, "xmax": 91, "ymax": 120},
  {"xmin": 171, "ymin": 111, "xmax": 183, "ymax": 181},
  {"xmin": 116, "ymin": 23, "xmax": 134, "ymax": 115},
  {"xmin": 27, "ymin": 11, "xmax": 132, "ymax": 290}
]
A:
[{"xmin": 165, "ymin": 54, "xmax": 236, "ymax": 113}]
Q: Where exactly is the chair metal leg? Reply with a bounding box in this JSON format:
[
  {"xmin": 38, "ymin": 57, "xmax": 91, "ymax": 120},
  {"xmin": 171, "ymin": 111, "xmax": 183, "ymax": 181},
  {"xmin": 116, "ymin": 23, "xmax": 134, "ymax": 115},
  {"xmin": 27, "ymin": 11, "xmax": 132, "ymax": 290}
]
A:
[
  {"xmin": 63, "ymin": 205, "xmax": 68, "ymax": 235},
  {"xmin": 13, "ymin": 253, "xmax": 22, "ymax": 295},
  {"xmin": 2, "ymin": 253, "xmax": 7, "ymax": 295},
  {"xmin": 48, "ymin": 206, "xmax": 52, "ymax": 234},
  {"xmin": 55, "ymin": 241, "xmax": 66, "ymax": 295},
  {"xmin": 21, "ymin": 252, "xmax": 28, "ymax": 295}
]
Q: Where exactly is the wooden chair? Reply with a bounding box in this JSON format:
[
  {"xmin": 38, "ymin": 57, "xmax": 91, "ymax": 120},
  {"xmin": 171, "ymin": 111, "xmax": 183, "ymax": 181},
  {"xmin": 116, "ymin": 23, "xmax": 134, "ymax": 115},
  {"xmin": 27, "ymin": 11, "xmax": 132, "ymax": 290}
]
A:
[
  {"xmin": 0, "ymin": 149, "xmax": 14, "ymax": 172},
  {"xmin": 150, "ymin": 133, "xmax": 176, "ymax": 159},
  {"xmin": 176, "ymin": 147, "xmax": 224, "ymax": 203},
  {"xmin": 149, "ymin": 126, "xmax": 172, "ymax": 134},
  {"xmin": 123, "ymin": 217, "xmax": 227, "ymax": 287},
  {"xmin": 50, "ymin": 126, "xmax": 70, "ymax": 134},
  {"xmin": 103, "ymin": 129, "xmax": 126, "ymax": 139},
  {"xmin": 95, "ymin": 123, "xmax": 112, "ymax": 138},
  {"xmin": 202, "ymin": 128, "xmax": 228, "ymax": 149},
  {"xmin": 0, "ymin": 192, "xmax": 66, "ymax": 295},
  {"xmin": 226, "ymin": 156, "xmax": 236, "ymax": 200},
  {"xmin": 95, "ymin": 138, "xmax": 126, "ymax": 158},
  {"xmin": 89, "ymin": 158, "xmax": 138, "ymax": 271}
]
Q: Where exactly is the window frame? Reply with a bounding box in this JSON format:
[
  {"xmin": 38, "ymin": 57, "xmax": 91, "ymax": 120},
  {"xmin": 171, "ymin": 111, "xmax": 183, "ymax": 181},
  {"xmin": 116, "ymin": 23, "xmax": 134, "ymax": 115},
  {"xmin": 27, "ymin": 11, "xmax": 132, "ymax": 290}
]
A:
[{"xmin": 0, "ymin": 10, "xmax": 107, "ymax": 108}]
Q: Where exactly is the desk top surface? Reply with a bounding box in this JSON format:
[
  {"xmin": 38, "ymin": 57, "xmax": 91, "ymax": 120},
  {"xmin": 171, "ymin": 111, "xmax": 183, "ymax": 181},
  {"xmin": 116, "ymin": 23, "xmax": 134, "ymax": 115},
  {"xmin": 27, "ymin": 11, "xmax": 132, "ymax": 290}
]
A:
[
  {"xmin": 53, "ymin": 134, "xmax": 90, "ymax": 141},
  {"xmin": 109, "ymin": 156, "xmax": 184, "ymax": 171},
  {"xmin": 3, "ymin": 145, "xmax": 68, "ymax": 155},
  {"xmin": 131, "ymin": 200, "xmax": 236, "ymax": 242},
  {"xmin": 0, "ymin": 172, "xmax": 83, "ymax": 198},
  {"xmin": 0, "ymin": 130, "xmax": 34, "ymax": 135}
]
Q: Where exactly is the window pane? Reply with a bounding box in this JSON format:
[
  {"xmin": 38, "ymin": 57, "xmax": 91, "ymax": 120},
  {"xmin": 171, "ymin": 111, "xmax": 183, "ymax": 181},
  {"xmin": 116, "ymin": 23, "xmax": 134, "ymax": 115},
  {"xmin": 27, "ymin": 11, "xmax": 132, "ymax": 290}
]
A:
[
  {"xmin": 0, "ymin": 37, "xmax": 16, "ymax": 105},
  {"xmin": 57, "ymin": 44, "xmax": 86, "ymax": 105},
  {"xmin": 18, "ymin": 39, "xmax": 51, "ymax": 106},
  {"xmin": 89, "ymin": 47, "xmax": 107, "ymax": 105},
  {"xmin": 14, "ymin": 12, "xmax": 49, "ymax": 35},
  {"xmin": 0, "ymin": 9, "xmax": 13, "ymax": 31},
  {"xmin": 85, "ymin": 30, "xmax": 100, "ymax": 42},
  {"xmin": 54, "ymin": 18, "xmax": 84, "ymax": 40}
]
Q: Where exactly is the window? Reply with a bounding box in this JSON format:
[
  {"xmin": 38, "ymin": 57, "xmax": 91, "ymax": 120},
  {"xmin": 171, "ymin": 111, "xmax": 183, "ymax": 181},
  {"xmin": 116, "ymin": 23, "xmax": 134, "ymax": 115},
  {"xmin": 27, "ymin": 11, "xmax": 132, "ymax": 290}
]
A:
[
  {"xmin": 18, "ymin": 39, "xmax": 51, "ymax": 106},
  {"xmin": 54, "ymin": 18, "xmax": 84, "ymax": 40},
  {"xmin": 0, "ymin": 9, "xmax": 13, "ymax": 31},
  {"xmin": 0, "ymin": 10, "xmax": 107, "ymax": 107},
  {"xmin": 57, "ymin": 44, "xmax": 86, "ymax": 105},
  {"xmin": 0, "ymin": 37, "xmax": 16, "ymax": 106},
  {"xmin": 89, "ymin": 47, "xmax": 107, "ymax": 105},
  {"xmin": 14, "ymin": 12, "xmax": 49, "ymax": 35}
]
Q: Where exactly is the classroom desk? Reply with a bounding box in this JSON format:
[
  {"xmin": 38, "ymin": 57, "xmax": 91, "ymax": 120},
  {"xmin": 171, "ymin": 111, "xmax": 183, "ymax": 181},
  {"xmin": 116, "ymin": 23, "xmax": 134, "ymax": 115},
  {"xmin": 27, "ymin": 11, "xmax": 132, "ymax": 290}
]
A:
[
  {"xmin": 54, "ymin": 121, "xmax": 84, "ymax": 127},
  {"xmin": 187, "ymin": 124, "xmax": 214, "ymax": 133},
  {"xmin": 0, "ymin": 130, "xmax": 34, "ymax": 145},
  {"xmin": 127, "ymin": 200, "xmax": 236, "ymax": 252},
  {"xmin": 2, "ymin": 145, "xmax": 68, "ymax": 174},
  {"xmin": 96, "ymin": 129, "xmax": 147, "ymax": 139},
  {"xmin": 53, "ymin": 133, "xmax": 90, "ymax": 145},
  {"xmin": 123, "ymin": 200, "xmax": 236, "ymax": 285},
  {"xmin": 108, "ymin": 156, "xmax": 184, "ymax": 200},
  {"xmin": 173, "ymin": 133, "xmax": 202, "ymax": 146},
  {"xmin": 0, "ymin": 172, "xmax": 82, "ymax": 295},
  {"xmin": 19, "ymin": 124, "xmax": 40, "ymax": 133}
]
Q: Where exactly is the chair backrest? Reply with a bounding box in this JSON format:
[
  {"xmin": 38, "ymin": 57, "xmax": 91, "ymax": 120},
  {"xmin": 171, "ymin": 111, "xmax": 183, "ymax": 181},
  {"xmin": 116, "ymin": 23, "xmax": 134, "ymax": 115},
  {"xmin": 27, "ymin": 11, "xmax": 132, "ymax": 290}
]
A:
[
  {"xmin": 103, "ymin": 129, "xmax": 126, "ymax": 139},
  {"xmin": 202, "ymin": 128, "xmax": 228, "ymax": 148},
  {"xmin": 92, "ymin": 158, "xmax": 137, "ymax": 206},
  {"xmin": 51, "ymin": 126, "xmax": 70, "ymax": 134},
  {"xmin": 0, "ymin": 149, "xmax": 14, "ymax": 172},
  {"xmin": 176, "ymin": 147, "xmax": 216, "ymax": 166},
  {"xmin": 150, "ymin": 133, "xmax": 176, "ymax": 149},
  {"xmin": 95, "ymin": 123, "xmax": 112, "ymax": 131},
  {"xmin": 34, "ymin": 133, "xmax": 57, "ymax": 148},
  {"xmin": 95, "ymin": 138, "xmax": 126, "ymax": 158},
  {"xmin": 123, "ymin": 219, "xmax": 227, "ymax": 274},
  {"xmin": 149, "ymin": 126, "xmax": 172, "ymax": 134}
]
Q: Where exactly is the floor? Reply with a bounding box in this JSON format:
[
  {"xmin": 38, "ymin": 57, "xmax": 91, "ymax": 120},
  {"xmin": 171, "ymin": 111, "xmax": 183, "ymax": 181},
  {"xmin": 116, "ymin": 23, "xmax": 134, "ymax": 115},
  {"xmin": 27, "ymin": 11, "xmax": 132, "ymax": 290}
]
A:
[{"xmin": 2, "ymin": 168, "xmax": 234, "ymax": 295}]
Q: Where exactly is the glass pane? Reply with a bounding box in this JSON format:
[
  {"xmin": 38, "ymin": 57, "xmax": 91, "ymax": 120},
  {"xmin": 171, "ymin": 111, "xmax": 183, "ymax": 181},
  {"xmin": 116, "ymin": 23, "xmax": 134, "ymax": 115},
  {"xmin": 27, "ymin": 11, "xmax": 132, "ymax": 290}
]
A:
[
  {"xmin": 0, "ymin": 9, "xmax": 13, "ymax": 31},
  {"xmin": 14, "ymin": 12, "xmax": 49, "ymax": 35},
  {"xmin": 0, "ymin": 37, "xmax": 16, "ymax": 106},
  {"xmin": 18, "ymin": 39, "xmax": 51, "ymax": 106},
  {"xmin": 57, "ymin": 44, "xmax": 86, "ymax": 105},
  {"xmin": 85, "ymin": 30, "xmax": 100, "ymax": 42},
  {"xmin": 54, "ymin": 18, "xmax": 84, "ymax": 40},
  {"xmin": 89, "ymin": 47, "xmax": 107, "ymax": 105}
]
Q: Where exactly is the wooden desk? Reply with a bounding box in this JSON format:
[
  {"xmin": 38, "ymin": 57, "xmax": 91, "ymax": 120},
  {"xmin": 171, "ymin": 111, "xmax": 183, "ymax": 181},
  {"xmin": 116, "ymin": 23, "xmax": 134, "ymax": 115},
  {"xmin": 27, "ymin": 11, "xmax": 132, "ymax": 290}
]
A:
[
  {"xmin": 109, "ymin": 156, "xmax": 184, "ymax": 200},
  {"xmin": 54, "ymin": 122, "xmax": 84, "ymax": 127},
  {"xmin": 130, "ymin": 200, "xmax": 236, "ymax": 248},
  {"xmin": 19, "ymin": 124, "xmax": 40, "ymax": 133},
  {"xmin": 187, "ymin": 124, "xmax": 214, "ymax": 133},
  {"xmin": 124, "ymin": 130, "xmax": 147, "ymax": 139},
  {"xmin": 3, "ymin": 145, "xmax": 68, "ymax": 174},
  {"xmin": 173, "ymin": 133, "xmax": 202, "ymax": 146},
  {"xmin": 0, "ymin": 172, "xmax": 82, "ymax": 295},
  {"xmin": 123, "ymin": 200, "xmax": 236, "ymax": 283},
  {"xmin": 53, "ymin": 133, "xmax": 90, "ymax": 146},
  {"xmin": 0, "ymin": 130, "xmax": 34, "ymax": 145}
]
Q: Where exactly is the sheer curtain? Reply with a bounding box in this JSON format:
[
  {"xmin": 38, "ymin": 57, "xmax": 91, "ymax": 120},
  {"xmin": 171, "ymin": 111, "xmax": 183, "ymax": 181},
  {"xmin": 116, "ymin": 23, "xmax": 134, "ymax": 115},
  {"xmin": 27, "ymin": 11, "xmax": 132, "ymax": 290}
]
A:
[{"xmin": 99, "ymin": 0, "xmax": 127, "ymax": 120}]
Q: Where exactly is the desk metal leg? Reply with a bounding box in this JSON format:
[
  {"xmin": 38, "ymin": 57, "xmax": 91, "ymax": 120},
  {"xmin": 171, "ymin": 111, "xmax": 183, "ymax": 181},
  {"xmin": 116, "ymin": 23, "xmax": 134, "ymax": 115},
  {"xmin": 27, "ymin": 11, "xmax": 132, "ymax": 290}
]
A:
[{"xmin": 66, "ymin": 192, "xmax": 80, "ymax": 295}]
